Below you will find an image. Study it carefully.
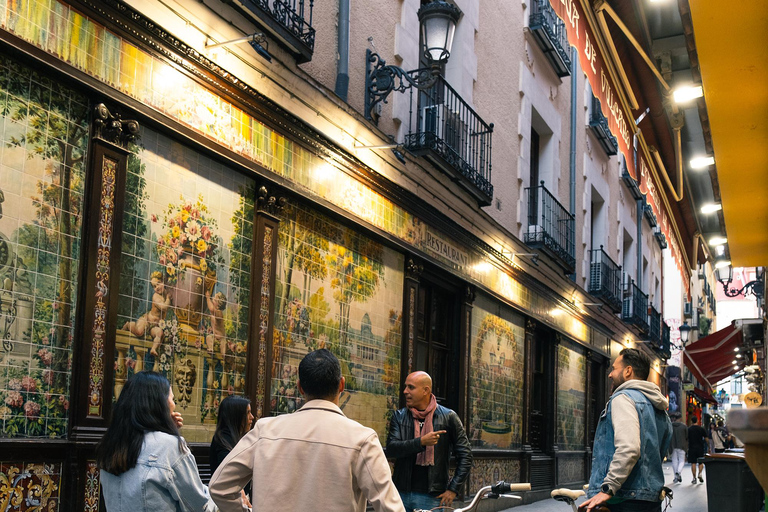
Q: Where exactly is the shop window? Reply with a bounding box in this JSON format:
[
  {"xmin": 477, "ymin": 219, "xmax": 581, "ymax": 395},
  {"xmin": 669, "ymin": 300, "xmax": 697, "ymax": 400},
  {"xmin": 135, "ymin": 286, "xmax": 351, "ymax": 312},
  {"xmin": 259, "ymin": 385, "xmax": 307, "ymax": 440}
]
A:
[
  {"xmin": 0, "ymin": 54, "xmax": 88, "ymax": 438},
  {"xmin": 556, "ymin": 344, "xmax": 586, "ymax": 451},
  {"xmin": 114, "ymin": 126, "xmax": 255, "ymax": 443},
  {"xmin": 468, "ymin": 294, "xmax": 525, "ymax": 450},
  {"xmin": 271, "ymin": 203, "xmax": 404, "ymax": 443}
]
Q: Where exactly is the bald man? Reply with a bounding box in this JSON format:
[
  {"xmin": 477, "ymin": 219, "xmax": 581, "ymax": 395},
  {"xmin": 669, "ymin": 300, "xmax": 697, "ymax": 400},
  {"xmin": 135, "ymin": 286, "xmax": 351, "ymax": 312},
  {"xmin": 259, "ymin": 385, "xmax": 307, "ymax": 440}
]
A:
[{"xmin": 386, "ymin": 372, "xmax": 472, "ymax": 512}]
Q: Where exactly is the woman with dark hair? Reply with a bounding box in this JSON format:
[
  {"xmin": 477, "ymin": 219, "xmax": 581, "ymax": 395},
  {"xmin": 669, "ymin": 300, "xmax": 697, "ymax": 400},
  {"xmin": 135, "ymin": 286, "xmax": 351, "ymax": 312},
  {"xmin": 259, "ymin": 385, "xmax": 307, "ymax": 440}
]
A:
[
  {"xmin": 210, "ymin": 395, "xmax": 254, "ymax": 507},
  {"xmin": 210, "ymin": 395, "xmax": 254, "ymax": 474},
  {"xmin": 96, "ymin": 371, "xmax": 217, "ymax": 511}
]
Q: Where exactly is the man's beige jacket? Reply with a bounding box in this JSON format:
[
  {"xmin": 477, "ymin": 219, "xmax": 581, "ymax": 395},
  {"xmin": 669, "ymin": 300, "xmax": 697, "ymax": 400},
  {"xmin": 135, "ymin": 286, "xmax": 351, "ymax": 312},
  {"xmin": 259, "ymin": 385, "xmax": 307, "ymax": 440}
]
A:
[{"xmin": 209, "ymin": 399, "xmax": 405, "ymax": 512}]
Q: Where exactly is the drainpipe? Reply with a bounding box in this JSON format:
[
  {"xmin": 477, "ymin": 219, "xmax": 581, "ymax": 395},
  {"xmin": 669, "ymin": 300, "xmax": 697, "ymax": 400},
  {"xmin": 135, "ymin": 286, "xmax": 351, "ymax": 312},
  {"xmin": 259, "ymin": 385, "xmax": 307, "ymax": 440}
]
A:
[
  {"xmin": 637, "ymin": 198, "xmax": 643, "ymax": 287},
  {"xmin": 334, "ymin": 0, "xmax": 350, "ymax": 101},
  {"xmin": 569, "ymin": 47, "xmax": 577, "ymax": 280}
]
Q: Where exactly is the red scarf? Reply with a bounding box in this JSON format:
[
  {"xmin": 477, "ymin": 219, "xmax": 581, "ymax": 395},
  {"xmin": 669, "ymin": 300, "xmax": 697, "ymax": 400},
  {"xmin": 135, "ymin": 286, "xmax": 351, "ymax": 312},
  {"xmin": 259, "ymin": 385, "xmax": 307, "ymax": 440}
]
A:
[{"xmin": 410, "ymin": 394, "xmax": 438, "ymax": 466}]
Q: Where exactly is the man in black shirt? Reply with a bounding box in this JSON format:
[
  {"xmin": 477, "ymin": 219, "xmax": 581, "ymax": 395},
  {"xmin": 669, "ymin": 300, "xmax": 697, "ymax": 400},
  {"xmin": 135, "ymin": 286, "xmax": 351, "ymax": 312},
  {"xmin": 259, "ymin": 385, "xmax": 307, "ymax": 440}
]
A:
[
  {"xmin": 687, "ymin": 416, "xmax": 707, "ymax": 484},
  {"xmin": 386, "ymin": 372, "xmax": 472, "ymax": 512}
]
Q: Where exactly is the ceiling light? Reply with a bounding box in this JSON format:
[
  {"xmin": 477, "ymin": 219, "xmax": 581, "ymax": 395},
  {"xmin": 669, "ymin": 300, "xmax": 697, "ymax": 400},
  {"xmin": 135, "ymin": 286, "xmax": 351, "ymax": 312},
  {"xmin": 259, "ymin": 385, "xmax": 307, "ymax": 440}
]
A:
[
  {"xmin": 690, "ymin": 156, "xmax": 715, "ymax": 169},
  {"xmin": 714, "ymin": 260, "xmax": 731, "ymax": 269},
  {"xmin": 700, "ymin": 203, "xmax": 722, "ymax": 214},
  {"xmin": 716, "ymin": 245, "xmax": 725, "ymax": 256},
  {"xmin": 734, "ymin": 365, "xmax": 739, "ymax": 370},
  {"xmin": 709, "ymin": 236, "xmax": 727, "ymax": 246},
  {"xmin": 673, "ymin": 85, "xmax": 704, "ymax": 103},
  {"xmin": 732, "ymin": 360, "xmax": 737, "ymax": 364},
  {"xmin": 736, "ymin": 354, "xmax": 743, "ymax": 358},
  {"xmin": 735, "ymin": 348, "xmax": 740, "ymax": 352}
]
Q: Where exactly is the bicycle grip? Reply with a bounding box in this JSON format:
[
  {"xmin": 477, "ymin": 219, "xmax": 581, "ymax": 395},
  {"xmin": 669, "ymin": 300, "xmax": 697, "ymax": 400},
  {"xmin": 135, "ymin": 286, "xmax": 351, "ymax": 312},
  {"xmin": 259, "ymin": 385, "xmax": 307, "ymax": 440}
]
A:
[{"xmin": 491, "ymin": 481, "xmax": 531, "ymax": 493}]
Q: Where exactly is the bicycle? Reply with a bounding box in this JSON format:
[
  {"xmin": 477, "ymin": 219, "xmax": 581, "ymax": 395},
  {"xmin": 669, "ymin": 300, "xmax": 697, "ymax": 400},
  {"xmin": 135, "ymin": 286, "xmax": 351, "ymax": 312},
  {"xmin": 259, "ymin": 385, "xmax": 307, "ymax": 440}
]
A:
[
  {"xmin": 551, "ymin": 485, "xmax": 672, "ymax": 512},
  {"xmin": 414, "ymin": 481, "xmax": 532, "ymax": 512}
]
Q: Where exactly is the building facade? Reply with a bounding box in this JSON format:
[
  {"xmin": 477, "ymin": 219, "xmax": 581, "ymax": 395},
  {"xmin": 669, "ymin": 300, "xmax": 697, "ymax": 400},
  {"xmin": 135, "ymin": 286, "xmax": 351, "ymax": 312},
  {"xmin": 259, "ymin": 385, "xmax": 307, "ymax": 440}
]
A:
[{"xmin": 0, "ymin": 0, "xmax": 690, "ymax": 509}]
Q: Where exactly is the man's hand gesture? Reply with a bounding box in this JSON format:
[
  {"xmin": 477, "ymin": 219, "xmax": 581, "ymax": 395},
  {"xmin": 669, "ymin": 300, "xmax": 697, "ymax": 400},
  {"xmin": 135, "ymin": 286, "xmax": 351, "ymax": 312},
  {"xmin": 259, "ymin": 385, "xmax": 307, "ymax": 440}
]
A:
[{"xmin": 420, "ymin": 430, "xmax": 447, "ymax": 446}]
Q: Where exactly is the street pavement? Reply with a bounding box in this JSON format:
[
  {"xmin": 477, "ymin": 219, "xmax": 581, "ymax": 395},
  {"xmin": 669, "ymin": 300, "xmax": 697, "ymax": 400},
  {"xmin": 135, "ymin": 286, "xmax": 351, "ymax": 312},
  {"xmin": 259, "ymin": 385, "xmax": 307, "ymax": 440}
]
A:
[{"xmin": 496, "ymin": 461, "xmax": 709, "ymax": 512}]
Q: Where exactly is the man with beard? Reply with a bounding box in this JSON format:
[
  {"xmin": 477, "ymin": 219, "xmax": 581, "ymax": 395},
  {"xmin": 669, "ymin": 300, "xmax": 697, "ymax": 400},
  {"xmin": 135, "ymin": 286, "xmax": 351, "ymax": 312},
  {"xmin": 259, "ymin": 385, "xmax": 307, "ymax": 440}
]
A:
[{"xmin": 580, "ymin": 348, "xmax": 672, "ymax": 512}]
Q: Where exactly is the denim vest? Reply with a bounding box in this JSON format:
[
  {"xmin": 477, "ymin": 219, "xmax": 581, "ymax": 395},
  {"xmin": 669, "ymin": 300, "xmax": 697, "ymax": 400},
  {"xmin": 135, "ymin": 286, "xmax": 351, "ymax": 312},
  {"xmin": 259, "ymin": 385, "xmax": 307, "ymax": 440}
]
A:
[
  {"xmin": 100, "ymin": 432, "xmax": 216, "ymax": 512},
  {"xmin": 588, "ymin": 388, "xmax": 672, "ymax": 501}
]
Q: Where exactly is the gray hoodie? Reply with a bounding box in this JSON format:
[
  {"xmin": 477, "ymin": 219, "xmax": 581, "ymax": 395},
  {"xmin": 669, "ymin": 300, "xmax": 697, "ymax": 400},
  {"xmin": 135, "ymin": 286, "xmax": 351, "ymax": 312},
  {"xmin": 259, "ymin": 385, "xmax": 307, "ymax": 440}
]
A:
[{"xmin": 603, "ymin": 379, "xmax": 669, "ymax": 493}]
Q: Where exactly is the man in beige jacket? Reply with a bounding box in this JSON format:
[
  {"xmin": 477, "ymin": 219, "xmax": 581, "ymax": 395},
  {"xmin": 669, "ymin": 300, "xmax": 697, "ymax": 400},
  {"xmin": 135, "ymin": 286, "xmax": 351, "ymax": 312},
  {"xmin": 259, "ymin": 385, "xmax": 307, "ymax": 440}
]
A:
[{"xmin": 209, "ymin": 349, "xmax": 405, "ymax": 512}]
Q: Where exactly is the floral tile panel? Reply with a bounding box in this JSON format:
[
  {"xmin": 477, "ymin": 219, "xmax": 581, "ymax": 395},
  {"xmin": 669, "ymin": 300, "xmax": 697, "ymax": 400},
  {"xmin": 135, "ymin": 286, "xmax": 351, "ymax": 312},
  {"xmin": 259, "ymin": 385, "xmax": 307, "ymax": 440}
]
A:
[
  {"xmin": 0, "ymin": 52, "xmax": 87, "ymax": 438},
  {"xmin": 115, "ymin": 126, "xmax": 255, "ymax": 443},
  {"xmin": 556, "ymin": 344, "xmax": 586, "ymax": 451}
]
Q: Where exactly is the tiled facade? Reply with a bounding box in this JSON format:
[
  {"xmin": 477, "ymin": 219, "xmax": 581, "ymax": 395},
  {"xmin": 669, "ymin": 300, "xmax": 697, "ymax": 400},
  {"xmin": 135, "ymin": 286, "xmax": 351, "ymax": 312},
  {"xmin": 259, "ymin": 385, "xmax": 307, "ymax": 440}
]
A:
[
  {"xmin": 0, "ymin": 0, "xmax": 681, "ymax": 508},
  {"xmin": 0, "ymin": 53, "xmax": 86, "ymax": 438},
  {"xmin": 115, "ymin": 126, "xmax": 254, "ymax": 442},
  {"xmin": 469, "ymin": 294, "xmax": 525, "ymax": 450}
]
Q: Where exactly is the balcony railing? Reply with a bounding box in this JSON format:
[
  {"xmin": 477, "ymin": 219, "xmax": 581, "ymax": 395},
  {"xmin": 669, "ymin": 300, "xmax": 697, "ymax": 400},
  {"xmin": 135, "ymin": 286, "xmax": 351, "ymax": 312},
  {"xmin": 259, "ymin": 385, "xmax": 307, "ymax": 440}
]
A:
[
  {"xmin": 235, "ymin": 0, "xmax": 315, "ymax": 62},
  {"xmin": 649, "ymin": 305, "xmax": 662, "ymax": 345},
  {"xmin": 588, "ymin": 246, "xmax": 623, "ymax": 313},
  {"xmin": 405, "ymin": 75, "xmax": 494, "ymax": 205},
  {"xmin": 525, "ymin": 182, "xmax": 575, "ymax": 272},
  {"xmin": 589, "ymin": 96, "xmax": 618, "ymax": 156},
  {"xmin": 622, "ymin": 276, "xmax": 649, "ymax": 333},
  {"xmin": 659, "ymin": 321, "xmax": 671, "ymax": 360},
  {"xmin": 529, "ymin": 0, "xmax": 571, "ymax": 77}
]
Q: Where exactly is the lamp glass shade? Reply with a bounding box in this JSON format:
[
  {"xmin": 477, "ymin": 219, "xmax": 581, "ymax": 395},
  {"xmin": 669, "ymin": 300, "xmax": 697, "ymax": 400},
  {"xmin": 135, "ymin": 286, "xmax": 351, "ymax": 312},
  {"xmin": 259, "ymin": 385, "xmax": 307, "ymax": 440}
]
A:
[
  {"xmin": 679, "ymin": 322, "xmax": 691, "ymax": 343},
  {"xmin": 418, "ymin": 1, "xmax": 461, "ymax": 64},
  {"xmin": 715, "ymin": 265, "xmax": 733, "ymax": 284}
]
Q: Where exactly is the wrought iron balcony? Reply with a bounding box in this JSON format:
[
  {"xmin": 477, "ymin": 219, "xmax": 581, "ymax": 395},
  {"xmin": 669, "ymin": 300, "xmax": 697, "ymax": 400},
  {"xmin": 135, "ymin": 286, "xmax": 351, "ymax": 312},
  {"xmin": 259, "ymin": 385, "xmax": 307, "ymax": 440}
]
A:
[
  {"xmin": 622, "ymin": 276, "xmax": 649, "ymax": 333},
  {"xmin": 648, "ymin": 305, "xmax": 662, "ymax": 346},
  {"xmin": 589, "ymin": 96, "xmax": 618, "ymax": 156},
  {"xmin": 405, "ymin": 75, "xmax": 494, "ymax": 206},
  {"xmin": 230, "ymin": 0, "xmax": 315, "ymax": 62},
  {"xmin": 528, "ymin": 0, "xmax": 571, "ymax": 77},
  {"xmin": 525, "ymin": 182, "xmax": 575, "ymax": 272},
  {"xmin": 589, "ymin": 246, "xmax": 623, "ymax": 313},
  {"xmin": 644, "ymin": 203, "xmax": 658, "ymax": 227},
  {"xmin": 659, "ymin": 321, "xmax": 671, "ymax": 360}
]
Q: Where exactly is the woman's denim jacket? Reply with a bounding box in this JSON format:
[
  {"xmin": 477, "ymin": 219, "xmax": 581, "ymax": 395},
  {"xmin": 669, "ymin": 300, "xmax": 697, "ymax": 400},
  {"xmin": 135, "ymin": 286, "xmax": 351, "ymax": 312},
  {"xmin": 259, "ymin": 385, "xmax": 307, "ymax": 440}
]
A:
[
  {"xmin": 587, "ymin": 388, "xmax": 671, "ymax": 502},
  {"xmin": 100, "ymin": 431, "xmax": 217, "ymax": 512}
]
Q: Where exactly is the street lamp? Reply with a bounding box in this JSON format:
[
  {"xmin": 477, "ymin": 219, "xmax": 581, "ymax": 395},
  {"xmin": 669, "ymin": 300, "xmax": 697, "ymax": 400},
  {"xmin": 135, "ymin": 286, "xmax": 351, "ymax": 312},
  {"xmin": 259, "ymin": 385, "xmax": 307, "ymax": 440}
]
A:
[
  {"xmin": 364, "ymin": 0, "xmax": 461, "ymax": 121},
  {"xmin": 679, "ymin": 321, "xmax": 692, "ymax": 346},
  {"xmin": 715, "ymin": 266, "xmax": 765, "ymax": 299}
]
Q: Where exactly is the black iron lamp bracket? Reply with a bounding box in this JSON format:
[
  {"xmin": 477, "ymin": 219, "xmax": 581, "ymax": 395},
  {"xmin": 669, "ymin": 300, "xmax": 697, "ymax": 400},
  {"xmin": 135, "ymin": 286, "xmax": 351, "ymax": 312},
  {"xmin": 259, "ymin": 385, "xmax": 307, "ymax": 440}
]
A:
[
  {"xmin": 720, "ymin": 278, "xmax": 764, "ymax": 299},
  {"xmin": 365, "ymin": 49, "xmax": 439, "ymax": 122}
]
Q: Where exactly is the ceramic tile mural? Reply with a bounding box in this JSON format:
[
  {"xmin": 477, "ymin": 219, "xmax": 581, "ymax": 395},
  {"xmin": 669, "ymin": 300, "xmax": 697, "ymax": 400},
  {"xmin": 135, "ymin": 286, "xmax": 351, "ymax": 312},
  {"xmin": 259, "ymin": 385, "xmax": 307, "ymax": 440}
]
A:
[
  {"xmin": 0, "ymin": 460, "xmax": 63, "ymax": 511},
  {"xmin": 271, "ymin": 203, "xmax": 403, "ymax": 441},
  {"xmin": 0, "ymin": 53, "xmax": 87, "ymax": 438},
  {"xmin": 556, "ymin": 344, "xmax": 586, "ymax": 451},
  {"xmin": 0, "ymin": 0, "xmax": 597, "ymax": 350},
  {"xmin": 468, "ymin": 294, "xmax": 525, "ymax": 450},
  {"xmin": 115, "ymin": 126, "xmax": 255, "ymax": 443},
  {"xmin": 468, "ymin": 458, "xmax": 521, "ymax": 494}
]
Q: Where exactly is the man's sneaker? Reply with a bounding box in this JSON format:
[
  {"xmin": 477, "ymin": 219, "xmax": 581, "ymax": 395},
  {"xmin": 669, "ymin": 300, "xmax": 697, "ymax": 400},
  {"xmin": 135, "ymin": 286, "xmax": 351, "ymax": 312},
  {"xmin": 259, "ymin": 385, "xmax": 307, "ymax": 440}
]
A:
[
  {"xmin": 699, "ymin": 476, "xmax": 704, "ymax": 483},
  {"xmin": 675, "ymin": 473, "xmax": 681, "ymax": 483},
  {"xmin": 692, "ymin": 478, "xmax": 697, "ymax": 484}
]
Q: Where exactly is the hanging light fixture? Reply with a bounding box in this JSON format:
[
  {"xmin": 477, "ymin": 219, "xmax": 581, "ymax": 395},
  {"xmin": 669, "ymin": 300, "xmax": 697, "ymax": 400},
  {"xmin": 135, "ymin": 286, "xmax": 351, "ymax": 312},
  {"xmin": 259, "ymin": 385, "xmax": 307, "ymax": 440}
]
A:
[{"xmin": 364, "ymin": 0, "xmax": 461, "ymax": 121}]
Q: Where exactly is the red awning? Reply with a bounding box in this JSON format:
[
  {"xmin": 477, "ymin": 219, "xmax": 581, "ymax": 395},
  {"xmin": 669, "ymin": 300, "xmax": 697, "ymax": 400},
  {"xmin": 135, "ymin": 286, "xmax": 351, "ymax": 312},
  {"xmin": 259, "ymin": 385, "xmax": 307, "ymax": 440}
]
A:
[
  {"xmin": 688, "ymin": 387, "xmax": 718, "ymax": 405},
  {"xmin": 682, "ymin": 323, "xmax": 743, "ymax": 389}
]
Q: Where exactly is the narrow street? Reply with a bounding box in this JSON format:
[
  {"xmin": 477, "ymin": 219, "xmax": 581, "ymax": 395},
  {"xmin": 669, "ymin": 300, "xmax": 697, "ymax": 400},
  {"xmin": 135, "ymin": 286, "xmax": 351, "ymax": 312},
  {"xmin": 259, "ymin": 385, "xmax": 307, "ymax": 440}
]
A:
[{"xmin": 498, "ymin": 462, "xmax": 708, "ymax": 512}]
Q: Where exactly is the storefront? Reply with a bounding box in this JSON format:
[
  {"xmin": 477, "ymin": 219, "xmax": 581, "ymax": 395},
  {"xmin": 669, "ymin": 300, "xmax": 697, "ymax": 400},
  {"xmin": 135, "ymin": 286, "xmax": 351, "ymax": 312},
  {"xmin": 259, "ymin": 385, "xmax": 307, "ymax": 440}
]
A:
[{"xmin": 0, "ymin": 1, "xmax": 623, "ymax": 509}]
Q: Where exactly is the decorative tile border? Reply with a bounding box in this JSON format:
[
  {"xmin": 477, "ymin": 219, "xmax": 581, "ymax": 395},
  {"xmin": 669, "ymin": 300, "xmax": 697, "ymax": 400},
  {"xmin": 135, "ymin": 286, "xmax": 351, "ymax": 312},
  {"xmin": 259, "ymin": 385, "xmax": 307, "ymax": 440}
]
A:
[
  {"xmin": 0, "ymin": 460, "xmax": 62, "ymax": 511},
  {"xmin": 84, "ymin": 460, "xmax": 100, "ymax": 512},
  {"xmin": 87, "ymin": 156, "xmax": 118, "ymax": 417}
]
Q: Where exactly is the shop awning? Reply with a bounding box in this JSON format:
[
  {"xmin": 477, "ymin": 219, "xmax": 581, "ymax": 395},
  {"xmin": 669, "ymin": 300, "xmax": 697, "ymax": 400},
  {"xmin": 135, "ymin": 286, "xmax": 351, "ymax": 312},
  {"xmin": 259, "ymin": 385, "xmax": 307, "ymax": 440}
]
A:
[
  {"xmin": 682, "ymin": 323, "xmax": 743, "ymax": 389},
  {"xmin": 688, "ymin": 387, "xmax": 718, "ymax": 405}
]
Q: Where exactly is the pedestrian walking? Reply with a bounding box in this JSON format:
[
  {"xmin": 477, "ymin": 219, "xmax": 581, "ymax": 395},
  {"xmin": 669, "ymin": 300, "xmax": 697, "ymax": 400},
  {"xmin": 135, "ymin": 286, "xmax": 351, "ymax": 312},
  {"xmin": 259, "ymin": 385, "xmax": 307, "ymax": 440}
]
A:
[
  {"xmin": 687, "ymin": 416, "xmax": 707, "ymax": 484},
  {"xmin": 668, "ymin": 412, "xmax": 688, "ymax": 483},
  {"xmin": 580, "ymin": 348, "xmax": 672, "ymax": 512}
]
